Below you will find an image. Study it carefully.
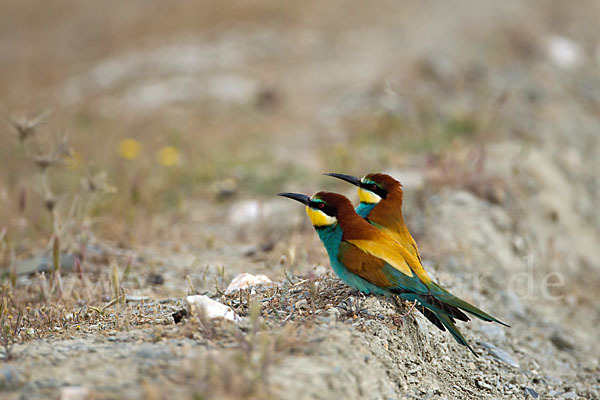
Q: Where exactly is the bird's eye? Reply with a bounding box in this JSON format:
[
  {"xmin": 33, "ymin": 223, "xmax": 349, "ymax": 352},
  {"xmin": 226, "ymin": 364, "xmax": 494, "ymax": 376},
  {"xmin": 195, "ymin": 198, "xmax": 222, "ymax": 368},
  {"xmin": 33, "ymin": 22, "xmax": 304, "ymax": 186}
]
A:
[
  {"xmin": 317, "ymin": 202, "xmax": 325, "ymax": 209},
  {"xmin": 369, "ymin": 184, "xmax": 377, "ymax": 191}
]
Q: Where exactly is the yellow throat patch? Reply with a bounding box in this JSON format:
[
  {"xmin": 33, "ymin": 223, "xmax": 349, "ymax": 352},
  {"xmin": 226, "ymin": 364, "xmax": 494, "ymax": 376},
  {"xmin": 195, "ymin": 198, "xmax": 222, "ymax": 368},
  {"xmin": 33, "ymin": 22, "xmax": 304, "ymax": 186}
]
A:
[
  {"xmin": 358, "ymin": 187, "xmax": 381, "ymax": 204},
  {"xmin": 306, "ymin": 206, "xmax": 337, "ymax": 227}
]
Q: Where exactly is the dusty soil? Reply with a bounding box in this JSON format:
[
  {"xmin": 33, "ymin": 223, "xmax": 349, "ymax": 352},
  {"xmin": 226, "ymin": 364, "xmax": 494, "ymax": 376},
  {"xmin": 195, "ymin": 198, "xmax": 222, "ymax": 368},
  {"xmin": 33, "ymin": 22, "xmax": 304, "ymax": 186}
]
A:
[{"xmin": 1, "ymin": 1, "xmax": 600, "ymax": 399}]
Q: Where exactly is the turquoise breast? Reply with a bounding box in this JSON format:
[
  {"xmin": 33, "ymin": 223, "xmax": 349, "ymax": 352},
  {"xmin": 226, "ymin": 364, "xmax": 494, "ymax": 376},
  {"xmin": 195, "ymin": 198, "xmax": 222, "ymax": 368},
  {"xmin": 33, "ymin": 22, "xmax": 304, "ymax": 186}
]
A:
[
  {"xmin": 314, "ymin": 223, "xmax": 389, "ymax": 295},
  {"xmin": 355, "ymin": 202, "xmax": 376, "ymax": 218}
]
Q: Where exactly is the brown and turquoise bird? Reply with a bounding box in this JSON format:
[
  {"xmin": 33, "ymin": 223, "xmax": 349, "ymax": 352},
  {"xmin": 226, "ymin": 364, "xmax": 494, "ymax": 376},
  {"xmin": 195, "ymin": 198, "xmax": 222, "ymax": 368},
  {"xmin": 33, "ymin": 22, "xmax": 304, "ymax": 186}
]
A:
[
  {"xmin": 326, "ymin": 172, "xmax": 429, "ymax": 281},
  {"xmin": 278, "ymin": 190, "xmax": 508, "ymax": 356}
]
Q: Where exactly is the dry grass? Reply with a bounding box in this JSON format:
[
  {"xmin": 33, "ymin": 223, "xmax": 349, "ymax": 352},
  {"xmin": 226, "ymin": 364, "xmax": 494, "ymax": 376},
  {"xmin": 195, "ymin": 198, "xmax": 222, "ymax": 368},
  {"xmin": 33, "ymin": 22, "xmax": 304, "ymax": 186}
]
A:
[
  {"xmin": 142, "ymin": 273, "xmax": 412, "ymax": 400},
  {"xmin": 1, "ymin": 263, "xmax": 412, "ymax": 399}
]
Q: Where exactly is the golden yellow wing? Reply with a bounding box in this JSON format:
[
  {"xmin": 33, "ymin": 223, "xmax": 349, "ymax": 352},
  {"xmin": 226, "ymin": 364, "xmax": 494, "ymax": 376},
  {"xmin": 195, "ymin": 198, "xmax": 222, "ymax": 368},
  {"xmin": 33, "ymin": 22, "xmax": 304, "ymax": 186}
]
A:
[{"xmin": 347, "ymin": 233, "xmax": 418, "ymax": 278}]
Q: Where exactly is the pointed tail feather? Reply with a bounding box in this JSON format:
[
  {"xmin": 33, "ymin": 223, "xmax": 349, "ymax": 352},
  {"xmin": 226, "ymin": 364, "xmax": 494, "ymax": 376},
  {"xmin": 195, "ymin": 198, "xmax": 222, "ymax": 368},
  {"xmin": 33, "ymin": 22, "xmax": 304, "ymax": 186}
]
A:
[
  {"xmin": 397, "ymin": 293, "xmax": 478, "ymax": 356},
  {"xmin": 426, "ymin": 295, "xmax": 470, "ymax": 322},
  {"xmin": 435, "ymin": 311, "xmax": 478, "ymax": 357},
  {"xmin": 417, "ymin": 306, "xmax": 446, "ymax": 331},
  {"xmin": 393, "ymin": 290, "xmax": 469, "ymax": 322},
  {"xmin": 428, "ymin": 282, "xmax": 510, "ymax": 327},
  {"xmin": 414, "ymin": 303, "xmax": 478, "ymax": 357}
]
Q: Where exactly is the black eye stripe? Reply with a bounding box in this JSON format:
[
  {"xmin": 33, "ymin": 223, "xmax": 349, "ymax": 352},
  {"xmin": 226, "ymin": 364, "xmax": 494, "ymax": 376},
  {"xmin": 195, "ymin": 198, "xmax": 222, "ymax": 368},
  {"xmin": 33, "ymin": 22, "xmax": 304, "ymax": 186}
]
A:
[
  {"xmin": 309, "ymin": 201, "xmax": 336, "ymax": 217},
  {"xmin": 359, "ymin": 182, "xmax": 387, "ymax": 199}
]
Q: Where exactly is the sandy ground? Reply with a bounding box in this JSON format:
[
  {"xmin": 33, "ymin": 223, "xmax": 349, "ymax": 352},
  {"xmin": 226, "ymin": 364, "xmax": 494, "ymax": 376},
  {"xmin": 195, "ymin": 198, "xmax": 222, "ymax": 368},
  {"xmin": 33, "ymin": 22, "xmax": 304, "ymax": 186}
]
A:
[{"xmin": 1, "ymin": 1, "xmax": 600, "ymax": 399}]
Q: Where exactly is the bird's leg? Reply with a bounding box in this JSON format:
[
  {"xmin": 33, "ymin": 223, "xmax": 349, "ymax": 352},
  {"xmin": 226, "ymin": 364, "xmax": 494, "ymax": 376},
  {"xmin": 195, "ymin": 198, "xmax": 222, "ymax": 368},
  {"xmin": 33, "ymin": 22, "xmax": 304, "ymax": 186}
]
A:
[
  {"xmin": 392, "ymin": 295, "xmax": 403, "ymax": 309},
  {"xmin": 399, "ymin": 299, "xmax": 418, "ymax": 318},
  {"xmin": 391, "ymin": 295, "xmax": 409, "ymax": 327}
]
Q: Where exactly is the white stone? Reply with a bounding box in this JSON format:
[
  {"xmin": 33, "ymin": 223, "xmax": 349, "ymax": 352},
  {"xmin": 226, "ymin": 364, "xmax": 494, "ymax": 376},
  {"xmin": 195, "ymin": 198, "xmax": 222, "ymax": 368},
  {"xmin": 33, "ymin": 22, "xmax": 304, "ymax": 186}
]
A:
[
  {"xmin": 312, "ymin": 265, "xmax": 329, "ymax": 276},
  {"xmin": 185, "ymin": 295, "xmax": 239, "ymax": 322},
  {"xmin": 60, "ymin": 386, "xmax": 91, "ymax": 400},
  {"xmin": 229, "ymin": 200, "xmax": 261, "ymax": 224},
  {"xmin": 229, "ymin": 198, "xmax": 303, "ymax": 226},
  {"xmin": 225, "ymin": 272, "xmax": 273, "ymax": 293},
  {"xmin": 547, "ymin": 35, "xmax": 582, "ymax": 69}
]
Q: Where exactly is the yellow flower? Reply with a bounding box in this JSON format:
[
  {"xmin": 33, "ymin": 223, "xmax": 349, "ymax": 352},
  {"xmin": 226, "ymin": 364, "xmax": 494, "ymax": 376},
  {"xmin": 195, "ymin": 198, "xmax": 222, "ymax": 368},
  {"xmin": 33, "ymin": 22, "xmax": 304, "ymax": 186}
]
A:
[
  {"xmin": 64, "ymin": 150, "xmax": 84, "ymax": 169},
  {"xmin": 157, "ymin": 146, "xmax": 181, "ymax": 167},
  {"xmin": 118, "ymin": 139, "xmax": 141, "ymax": 160}
]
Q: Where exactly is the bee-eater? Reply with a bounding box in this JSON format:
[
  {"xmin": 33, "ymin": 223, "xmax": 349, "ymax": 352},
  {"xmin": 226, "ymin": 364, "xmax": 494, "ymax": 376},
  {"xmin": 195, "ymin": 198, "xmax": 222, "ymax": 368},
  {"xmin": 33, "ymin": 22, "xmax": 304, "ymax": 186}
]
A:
[
  {"xmin": 325, "ymin": 172, "xmax": 430, "ymax": 281},
  {"xmin": 278, "ymin": 191, "xmax": 508, "ymax": 356}
]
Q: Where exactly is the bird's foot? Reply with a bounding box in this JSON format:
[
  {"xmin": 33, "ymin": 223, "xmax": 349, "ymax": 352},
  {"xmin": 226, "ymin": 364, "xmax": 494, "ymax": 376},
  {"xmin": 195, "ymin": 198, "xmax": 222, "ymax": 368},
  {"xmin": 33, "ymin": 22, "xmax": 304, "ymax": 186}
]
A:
[
  {"xmin": 390, "ymin": 298, "xmax": 418, "ymax": 327},
  {"xmin": 399, "ymin": 299, "xmax": 418, "ymax": 318}
]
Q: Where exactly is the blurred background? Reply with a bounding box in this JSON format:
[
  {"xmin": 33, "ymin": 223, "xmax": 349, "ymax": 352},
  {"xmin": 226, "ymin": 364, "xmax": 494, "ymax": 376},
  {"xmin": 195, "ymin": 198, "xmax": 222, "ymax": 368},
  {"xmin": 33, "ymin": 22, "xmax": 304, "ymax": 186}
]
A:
[
  {"xmin": 1, "ymin": 1, "xmax": 599, "ymax": 399},
  {"xmin": 2, "ymin": 1, "xmax": 600, "ymax": 244}
]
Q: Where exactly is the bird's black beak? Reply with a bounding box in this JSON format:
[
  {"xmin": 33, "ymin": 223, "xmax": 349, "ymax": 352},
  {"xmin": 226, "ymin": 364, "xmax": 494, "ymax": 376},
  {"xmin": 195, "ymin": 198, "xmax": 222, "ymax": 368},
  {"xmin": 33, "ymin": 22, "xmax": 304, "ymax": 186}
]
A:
[
  {"xmin": 277, "ymin": 192, "xmax": 311, "ymax": 205},
  {"xmin": 324, "ymin": 173, "xmax": 361, "ymax": 187}
]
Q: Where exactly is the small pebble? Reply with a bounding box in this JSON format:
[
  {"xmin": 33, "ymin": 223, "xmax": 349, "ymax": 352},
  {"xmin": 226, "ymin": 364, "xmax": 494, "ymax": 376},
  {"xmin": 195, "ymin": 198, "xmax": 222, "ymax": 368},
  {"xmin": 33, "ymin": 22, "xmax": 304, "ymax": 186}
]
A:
[
  {"xmin": 186, "ymin": 295, "xmax": 239, "ymax": 321},
  {"xmin": 328, "ymin": 307, "xmax": 341, "ymax": 321},
  {"xmin": 126, "ymin": 295, "xmax": 151, "ymax": 302},
  {"xmin": 312, "ymin": 265, "xmax": 329, "ymax": 276},
  {"xmin": 295, "ymin": 299, "xmax": 309, "ymax": 310},
  {"xmin": 0, "ymin": 365, "xmax": 23, "ymax": 390},
  {"xmin": 476, "ymin": 380, "xmax": 494, "ymax": 391},
  {"xmin": 524, "ymin": 387, "xmax": 539, "ymax": 398},
  {"xmin": 225, "ymin": 272, "xmax": 273, "ymax": 293},
  {"xmin": 550, "ymin": 331, "xmax": 575, "ymax": 351},
  {"xmin": 60, "ymin": 386, "xmax": 91, "ymax": 400},
  {"xmin": 480, "ymin": 341, "xmax": 520, "ymax": 368}
]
